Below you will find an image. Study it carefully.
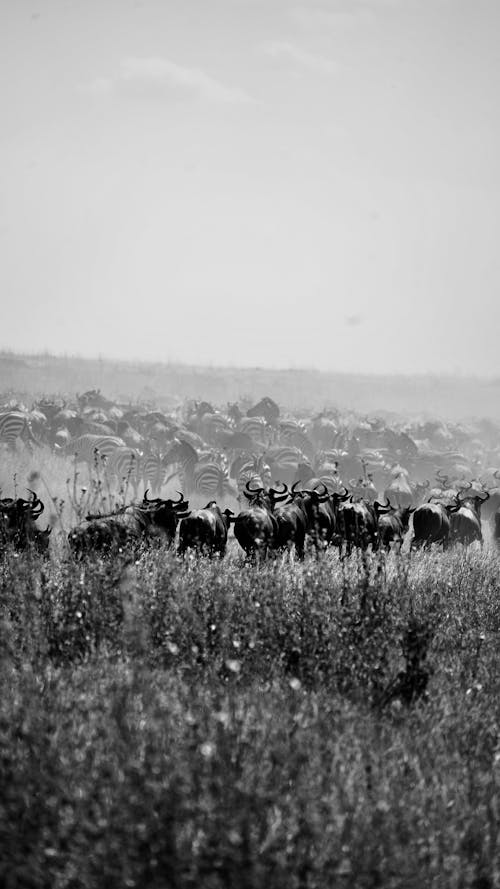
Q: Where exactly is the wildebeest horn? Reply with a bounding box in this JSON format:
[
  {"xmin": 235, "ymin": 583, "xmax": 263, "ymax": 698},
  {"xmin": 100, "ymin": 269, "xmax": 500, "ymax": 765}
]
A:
[
  {"xmin": 312, "ymin": 487, "xmax": 330, "ymax": 503},
  {"xmin": 28, "ymin": 490, "xmax": 44, "ymax": 516},
  {"xmin": 477, "ymin": 490, "xmax": 490, "ymax": 502},
  {"xmin": 334, "ymin": 486, "xmax": 350, "ymax": 502},
  {"xmin": 290, "ymin": 481, "xmax": 301, "ymax": 495},
  {"xmin": 436, "ymin": 470, "xmax": 448, "ymax": 484},
  {"xmin": 246, "ymin": 480, "xmax": 263, "ymax": 494},
  {"xmin": 173, "ymin": 491, "xmax": 185, "ymax": 504},
  {"xmin": 143, "ymin": 489, "xmax": 153, "ymax": 502},
  {"xmin": 313, "ymin": 482, "xmax": 328, "ymax": 496},
  {"xmin": 271, "ymin": 482, "xmax": 288, "ymax": 495},
  {"xmin": 374, "ymin": 498, "xmax": 392, "ymax": 512},
  {"xmin": 494, "ymin": 470, "xmax": 500, "ymax": 481}
]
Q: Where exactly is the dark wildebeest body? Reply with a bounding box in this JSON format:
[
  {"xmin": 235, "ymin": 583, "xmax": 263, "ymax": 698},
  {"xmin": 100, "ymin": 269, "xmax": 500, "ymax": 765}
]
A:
[
  {"xmin": 246, "ymin": 397, "xmax": 280, "ymax": 424},
  {"xmin": 178, "ymin": 502, "xmax": 233, "ymax": 556},
  {"xmin": 449, "ymin": 489, "xmax": 489, "ymax": 546},
  {"xmin": 233, "ymin": 482, "xmax": 288, "ymax": 558},
  {"xmin": 378, "ymin": 506, "xmax": 415, "ymax": 550},
  {"xmin": 290, "ymin": 483, "xmax": 350, "ymax": 550},
  {"xmin": 0, "ymin": 492, "xmax": 51, "ymax": 554},
  {"xmin": 273, "ymin": 484, "xmax": 330, "ymax": 559},
  {"xmin": 493, "ymin": 509, "xmax": 500, "ymax": 548},
  {"xmin": 411, "ymin": 502, "xmax": 452, "ymax": 549},
  {"xmin": 337, "ymin": 498, "xmax": 392, "ymax": 556},
  {"xmin": 69, "ymin": 491, "xmax": 190, "ymax": 558}
]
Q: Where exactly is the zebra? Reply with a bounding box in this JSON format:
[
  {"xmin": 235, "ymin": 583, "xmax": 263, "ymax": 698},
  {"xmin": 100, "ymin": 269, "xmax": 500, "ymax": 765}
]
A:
[
  {"xmin": 142, "ymin": 453, "xmax": 168, "ymax": 496},
  {"xmin": 162, "ymin": 439, "xmax": 235, "ymax": 501},
  {"xmin": 234, "ymin": 456, "xmax": 272, "ymax": 503},
  {"xmin": 192, "ymin": 461, "xmax": 237, "ymax": 502},
  {"xmin": 239, "ymin": 416, "xmax": 270, "ymax": 444},
  {"xmin": 265, "ymin": 446, "xmax": 308, "ymax": 486},
  {"xmin": 162, "ymin": 439, "xmax": 199, "ymax": 493},
  {"xmin": 59, "ymin": 434, "xmax": 126, "ymax": 478},
  {"xmin": 107, "ymin": 446, "xmax": 143, "ymax": 496},
  {"xmin": 198, "ymin": 412, "xmax": 233, "ymax": 445},
  {"xmin": 0, "ymin": 412, "xmax": 41, "ymax": 451},
  {"xmin": 277, "ymin": 420, "xmax": 314, "ymax": 459}
]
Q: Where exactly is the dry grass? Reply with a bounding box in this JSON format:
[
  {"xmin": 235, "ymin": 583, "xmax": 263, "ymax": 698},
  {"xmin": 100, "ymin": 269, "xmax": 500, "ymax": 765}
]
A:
[{"xmin": 2, "ymin": 430, "xmax": 500, "ymax": 887}]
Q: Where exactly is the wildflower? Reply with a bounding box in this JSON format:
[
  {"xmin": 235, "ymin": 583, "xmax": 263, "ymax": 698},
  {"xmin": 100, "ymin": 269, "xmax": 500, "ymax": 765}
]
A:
[
  {"xmin": 226, "ymin": 659, "xmax": 241, "ymax": 674},
  {"xmin": 200, "ymin": 742, "xmax": 215, "ymax": 759}
]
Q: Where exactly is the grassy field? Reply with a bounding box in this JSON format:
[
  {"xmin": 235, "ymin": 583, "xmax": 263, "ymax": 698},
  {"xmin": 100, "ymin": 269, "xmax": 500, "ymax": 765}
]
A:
[
  {"xmin": 1, "ymin": 442, "xmax": 500, "ymax": 887},
  {"xmin": 2, "ymin": 369, "xmax": 500, "ymax": 888},
  {"xmin": 2, "ymin": 538, "xmax": 500, "ymax": 888}
]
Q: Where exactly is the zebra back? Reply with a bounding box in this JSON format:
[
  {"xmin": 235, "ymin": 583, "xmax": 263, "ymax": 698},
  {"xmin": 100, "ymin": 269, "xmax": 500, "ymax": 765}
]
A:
[
  {"xmin": 0, "ymin": 412, "xmax": 39, "ymax": 449},
  {"xmin": 193, "ymin": 462, "xmax": 236, "ymax": 501},
  {"xmin": 64, "ymin": 435, "xmax": 126, "ymax": 469}
]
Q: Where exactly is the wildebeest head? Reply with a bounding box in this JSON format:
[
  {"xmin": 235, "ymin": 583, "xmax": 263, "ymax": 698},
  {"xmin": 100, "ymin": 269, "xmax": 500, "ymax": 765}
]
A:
[
  {"xmin": 142, "ymin": 490, "xmax": 191, "ymax": 535},
  {"xmin": 450, "ymin": 484, "xmax": 490, "ymax": 516},
  {"xmin": 242, "ymin": 480, "xmax": 289, "ymax": 509},
  {"xmin": 0, "ymin": 491, "xmax": 49, "ymax": 552}
]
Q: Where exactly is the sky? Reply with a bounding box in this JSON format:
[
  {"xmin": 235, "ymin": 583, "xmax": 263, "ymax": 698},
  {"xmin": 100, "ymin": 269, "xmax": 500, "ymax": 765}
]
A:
[{"xmin": 1, "ymin": 0, "xmax": 499, "ymax": 376}]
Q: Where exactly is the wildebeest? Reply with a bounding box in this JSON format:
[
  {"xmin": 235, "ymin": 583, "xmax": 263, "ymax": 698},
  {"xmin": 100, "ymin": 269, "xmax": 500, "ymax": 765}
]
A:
[
  {"xmin": 68, "ymin": 490, "xmax": 190, "ymax": 558},
  {"xmin": 233, "ymin": 482, "xmax": 288, "ymax": 558},
  {"xmin": 449, "ymin": 486, "xmax": 489, "ymax": 546},
  {"xmin": 337, "ymin": 497, "xmax": 393, "ymax": 556},
  {"xmin": 378, "ymin": 505, "xmax": 415, "ymax": 550},
  {"xmin": 479, "ymin": 471, "xmax": 500, "ymax": 523},
  {"xmin": 492, "ymin": 508, "xmax": 500, "ymax": 548},
  {"xmin": 411, "ymin": 498, "xmax": 458, "ymax": 549},
  {"xmin": 0, "ymin": 491, "xmax": 51, "ymax": 554},
  {"xmin": 298, "ymin": 483, "xmax": 351, "ymax": 550},
  {"xmin": 246, "ymin": 397, "xmax": 280, "ymax": 424},
  {"xmin": 178, "ymin": 501, "xmax": 234, "ymax": 557},
  {"xmin": 273, "ymin": 482, "xmax": 330, "ymax": 559}
]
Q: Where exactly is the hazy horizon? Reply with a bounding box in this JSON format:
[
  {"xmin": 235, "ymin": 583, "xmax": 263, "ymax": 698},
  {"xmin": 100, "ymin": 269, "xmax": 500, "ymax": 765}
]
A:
[
  {"xmin": 3, "ymin": 346, "xmax": 500, "ymax": 382},
  {"xmin": 2, "ymin": 0, "xmax": 499, "ymax": 377}
]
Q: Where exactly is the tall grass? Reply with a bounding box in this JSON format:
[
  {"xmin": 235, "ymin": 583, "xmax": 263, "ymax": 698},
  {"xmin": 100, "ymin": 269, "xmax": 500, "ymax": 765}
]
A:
[{"xmin": 2, "ymin": 541, "xmax": 500, "ymax": 888}]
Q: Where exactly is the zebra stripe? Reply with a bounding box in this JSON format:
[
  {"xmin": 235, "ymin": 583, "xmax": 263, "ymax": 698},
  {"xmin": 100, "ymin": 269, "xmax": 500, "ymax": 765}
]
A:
[
  {"xmin": 163, "ymin": 439, "xmax": 199, "ymax": 493},
  {"xmin": 277, "ymin": 421, "xmax": 314, "ymax": 459},
  {"xmin": 63, "ymin": 435, "xmax": 126, "ymax": 471},
  {"xmin": 107, "ymin": 447, "xmax": 142, "ymax": 493},
  {"xmin": 192, "ymin": 462, "xmax": 236, "ymax": 501},
  {"xmin": 235, "ymin": 459, "xmax": 272, "ymax": 498},
  {"xmin": 199, "ymin": 412, "xmax": 233, "ymax": 444},
  {"xmin": 142, "ymin": 453, "xmax": 168, "ymax": 495},
  {"xmin": 239, "ymin": 417, "xmax": 269, "ymax": 441},
  {"xmin": 0, "ymin": 412, "xmax": 39, "ymax": 449},
  {"xmin": 267, "ymin": 446, "xmax": 306, "ymax": 466}
]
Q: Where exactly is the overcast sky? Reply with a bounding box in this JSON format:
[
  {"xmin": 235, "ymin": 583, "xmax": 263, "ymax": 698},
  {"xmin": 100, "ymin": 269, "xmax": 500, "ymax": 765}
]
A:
[{"xmin": 1, "ymin": 0, "xmax": 499, "ymax": 375}]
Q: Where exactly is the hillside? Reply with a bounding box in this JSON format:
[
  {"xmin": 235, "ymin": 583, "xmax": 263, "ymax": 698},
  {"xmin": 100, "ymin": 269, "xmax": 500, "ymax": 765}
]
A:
[{"xmin": 1, "ymin": 351, "xmax": 499, "ymax": 420}]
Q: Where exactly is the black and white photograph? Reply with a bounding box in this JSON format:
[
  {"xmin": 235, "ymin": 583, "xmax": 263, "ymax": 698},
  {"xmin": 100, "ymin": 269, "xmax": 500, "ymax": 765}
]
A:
[{"xmin": 1, "ymin": 1, "xmax": 500, "ymax": 886}]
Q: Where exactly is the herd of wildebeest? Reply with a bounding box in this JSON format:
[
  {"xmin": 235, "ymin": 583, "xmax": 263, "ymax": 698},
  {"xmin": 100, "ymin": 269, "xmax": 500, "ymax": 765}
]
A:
[{"xmin": 1, "ymin": 389, "xmax": 500, "ymax": 560}]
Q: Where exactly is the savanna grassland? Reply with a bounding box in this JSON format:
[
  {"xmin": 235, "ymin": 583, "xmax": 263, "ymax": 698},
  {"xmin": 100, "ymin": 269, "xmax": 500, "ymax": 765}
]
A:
[{"xmin": 2, "ymin": 377, "xmax": 500, "ymax": 887}]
